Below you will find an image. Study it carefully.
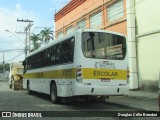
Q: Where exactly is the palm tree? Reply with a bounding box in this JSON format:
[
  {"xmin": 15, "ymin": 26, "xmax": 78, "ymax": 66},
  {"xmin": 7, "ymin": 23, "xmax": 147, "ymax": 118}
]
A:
[
  {"xmin": 40, "ymin": 28, "xmax": 53, "ymax": 44},
  {"xmin": 30, "ymin": 33, "xmax": 42, "ymax": 51}
]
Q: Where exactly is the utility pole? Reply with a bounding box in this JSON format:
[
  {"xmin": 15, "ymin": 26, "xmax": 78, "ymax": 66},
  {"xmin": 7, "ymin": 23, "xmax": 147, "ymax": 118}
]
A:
[
  {"xmin": 3, "ymin": 51, "xmax": 5, "ymax": 64},
  {"xmin": 2, "ymin": 51, "xmax": 5, "ymax": 80},
  {"xmin": 17, "ymin": 19, "xmax": 34, "ymax": 54},
  {"xmin": 27, "ymin": 23, "xmax": 33, "ymax": 54},
  {"xmin": 24, "ymin": 27, "xmax": 28, "ymax": 55}
]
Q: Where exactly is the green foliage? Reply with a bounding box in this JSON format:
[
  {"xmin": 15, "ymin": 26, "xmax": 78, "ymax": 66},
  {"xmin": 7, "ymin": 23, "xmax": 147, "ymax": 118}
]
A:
[
  {"xmin": 30, "ymin": 28, "xmax": 54, "ymax": 52},
  {"xmin": 0, "ymin": 63, "xmax": 10, "ymax": 72},
  {"xmin": 30, "ymin": 33, "xmax": 42, "ymax": 51},
  {"xmin": 40, "ymin": 28, "xmax": 53, "ymax": 44}
]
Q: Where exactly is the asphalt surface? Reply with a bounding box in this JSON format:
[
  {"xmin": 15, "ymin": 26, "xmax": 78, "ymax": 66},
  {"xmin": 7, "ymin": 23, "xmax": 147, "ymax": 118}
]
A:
[
  {"xmin": 0, "ymin": 80, "xmax": 159, "ymax": 120},
  {"xmin": 0, "ymin": 81, "xmax": 133, "ymax": 111}
]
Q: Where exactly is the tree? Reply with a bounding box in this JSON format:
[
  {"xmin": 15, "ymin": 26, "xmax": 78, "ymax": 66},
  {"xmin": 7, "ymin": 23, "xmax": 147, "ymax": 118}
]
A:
[
  {"xmin": 0, "ymin": 63, "xmax": 10, "ymax": 73},
  {"xmin": 40, "ymin": 28, "xmax": 53, "ymax": 44},
  {"xmin": 30, "ymin": 33, "xmax": 42, "ymax": 51}
]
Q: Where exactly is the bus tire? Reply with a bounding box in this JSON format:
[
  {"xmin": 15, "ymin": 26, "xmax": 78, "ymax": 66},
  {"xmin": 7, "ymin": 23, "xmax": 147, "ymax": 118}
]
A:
[
  {"xmin": 12, "ymin": 80, "xmax": 15, "ymax": 90},
  {"xmin": 10, "ymin": 77, "xmax": 14, "ymax": 89},
  {"xmin": 98, "ymin": 96, "xmax": 106, "ymax": 103},
  {"xmin": 84, "ymin": 96, "xmax": 97, "ymax": 103},
  {"xmin": 50, "ymin": 82, "xmax": 61, "ymax": 104},
  {"xmin": 27, "ymin": 81, "xmax": 32, "ymax": 95},
  {"xmin": 9, "ymin": 84, "xmax": 12, "ymax": 89}
]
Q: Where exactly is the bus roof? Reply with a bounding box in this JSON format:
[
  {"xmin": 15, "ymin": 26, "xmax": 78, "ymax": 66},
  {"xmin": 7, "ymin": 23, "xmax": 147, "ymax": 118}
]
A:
[{"xmin": 26, "ymin": 29, "xmax": 126, "ymax": 58}]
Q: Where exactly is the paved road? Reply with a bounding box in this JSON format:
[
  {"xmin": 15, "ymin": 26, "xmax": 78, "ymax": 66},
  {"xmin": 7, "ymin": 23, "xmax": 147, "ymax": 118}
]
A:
[
  {"xmin": 0, "ymin": 81, "xmax": 132, "ymax": 111},
  {"xmin": 1, "ymin": 80, "xmax": 156, "ymax": 120}
]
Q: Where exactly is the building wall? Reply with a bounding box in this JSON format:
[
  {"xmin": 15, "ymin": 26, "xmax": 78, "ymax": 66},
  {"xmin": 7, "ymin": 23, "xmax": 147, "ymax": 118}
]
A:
[
  {"xmin": 55, "ymin": 0, "xmax": 127, "ymax": 37},
  {"xmin": 135, "ymin": 0, "xmax": 160, "ymax": 91},
  {"xmin": 54, "ymin": 0, "xmax": 160, "ymax": 91},
  {"xmin": 54, "ymin": 0, "xmax": 141, "ymax": 90}
]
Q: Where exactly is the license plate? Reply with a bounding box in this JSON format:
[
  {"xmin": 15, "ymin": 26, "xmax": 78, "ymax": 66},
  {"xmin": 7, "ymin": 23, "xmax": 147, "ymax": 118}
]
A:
[{"xmin": 101, "ymin": 78, "xmax": 110, "ymax": 82}]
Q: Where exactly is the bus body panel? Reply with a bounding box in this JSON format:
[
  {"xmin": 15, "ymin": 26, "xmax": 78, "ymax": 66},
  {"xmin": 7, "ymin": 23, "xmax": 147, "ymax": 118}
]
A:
[
  {"xmin": 23, "ymin": 64, "xmax": 76, "ymax": 97},
  {"xmin": 72, "ymin": 30, "xmax": 129, "ymax": 96},
  {"xmin": 23, "ymin": 29, "xmax": 129, "ymax": 98}
]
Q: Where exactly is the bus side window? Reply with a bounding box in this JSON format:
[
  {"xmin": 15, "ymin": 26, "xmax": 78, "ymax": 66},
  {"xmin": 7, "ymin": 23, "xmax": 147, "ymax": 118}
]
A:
[
  {"xmin": 27, "ymin": 57, "xmax": 31, "ymax": 70},
  {"xmin": 61, "ymin": 41, "xmax": 68, "ymax": 63},
  {"xmin": 50, "ymin": 45, "xmax": 56, "ymax": 65},
  {"xmin": 61, "ymin": 38, "xmax": 74, "ymax": 64},
  {"xmin": 39, "ymin": 51, "xmax": 44, "ymax": 68},
  {"xmin": 44, "ymin": 48, "xmax": 51, "ymax": 66},
  {"xmin": 37, "ymin": 53, "xmax": 41, "ymax": 68},
  {"xmin": 23, "ymin": 60, "xmax": 27, "ymax": 73},
  {"xmin": 68, "ymin": 38, "xmax": 74, "ymax": 63},
  {"xmin": 55, "ymin": 43, "xmax": 61, "ymax": 65}
]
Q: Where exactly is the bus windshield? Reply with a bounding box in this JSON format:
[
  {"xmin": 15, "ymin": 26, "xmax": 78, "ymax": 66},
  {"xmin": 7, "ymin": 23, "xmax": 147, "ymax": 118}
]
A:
[{"xmin": 82, "ymin": 32, "xmax": 126, "ymax": 60}]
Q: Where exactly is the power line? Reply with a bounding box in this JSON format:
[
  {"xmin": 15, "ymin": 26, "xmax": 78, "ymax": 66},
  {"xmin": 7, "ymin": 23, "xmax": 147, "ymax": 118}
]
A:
[
  {"xmin": 0, "ymin": 49, "xmax": 24, "ymax": 52},
  {"xmin": 5, "ymin": 30, "xmax": 25, "ymax": 46},
  {"xmin": 5, "ymin": 52, "xmax": 24, "ymax": 63},
  {"xmin": 0, "ymin": 49, "xmax": 24, "ymax": 64}
]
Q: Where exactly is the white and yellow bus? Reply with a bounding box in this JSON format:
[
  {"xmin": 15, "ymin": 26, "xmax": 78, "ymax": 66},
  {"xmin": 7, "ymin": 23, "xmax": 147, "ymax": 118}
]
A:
[{"xmin": 23, "ymin": 29, "xmax": 129, "ymax": 103}]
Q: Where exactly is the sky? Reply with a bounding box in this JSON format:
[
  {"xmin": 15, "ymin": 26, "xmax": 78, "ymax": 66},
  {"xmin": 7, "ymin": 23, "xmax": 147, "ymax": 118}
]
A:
[{"xmin": 0, "ymin": 0, "xmax": 69, "ymax": 63}]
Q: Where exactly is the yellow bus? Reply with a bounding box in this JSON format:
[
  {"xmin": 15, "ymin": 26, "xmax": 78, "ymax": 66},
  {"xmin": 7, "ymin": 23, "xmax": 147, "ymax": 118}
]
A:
[{"xmin": 23, "ymin": 29, "xmax": 129, "ymax": 103}]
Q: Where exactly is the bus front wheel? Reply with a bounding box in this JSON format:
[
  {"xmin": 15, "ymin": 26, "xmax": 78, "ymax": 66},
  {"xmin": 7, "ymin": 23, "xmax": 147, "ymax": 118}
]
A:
[{"xmin": 50, "ymin": 82, "xmax": 61, "ymax": 104}]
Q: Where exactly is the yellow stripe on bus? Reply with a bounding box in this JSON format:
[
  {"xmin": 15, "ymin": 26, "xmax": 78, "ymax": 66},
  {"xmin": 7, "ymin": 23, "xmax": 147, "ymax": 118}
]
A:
[
  {"xmin": 24, "ymin": 68, "xmax": 127, "ymax": 80},
  {"xmin": 24, "ymin": 68, "xmax": 76, "ymax": 79}
]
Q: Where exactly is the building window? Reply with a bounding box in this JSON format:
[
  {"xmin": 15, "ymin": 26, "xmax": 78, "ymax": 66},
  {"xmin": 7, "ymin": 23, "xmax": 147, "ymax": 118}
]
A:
[
  {"xmin": 107, "ymin": 0, "xmax": 124, "ymax": 22},
  {"xmin": 66, "ymin": 26, "xmax": 73, "ymax": 34},
  {"xmin": 90, "ymin": 11, "xmax": 102, "ymax": 29},
  {"xmin": 57, "ymin": 31, "xmax": 63, "ymax": 39},
  {"xmin": 77, "ymin": 19, "xmax": 86, "ymax": 29}
]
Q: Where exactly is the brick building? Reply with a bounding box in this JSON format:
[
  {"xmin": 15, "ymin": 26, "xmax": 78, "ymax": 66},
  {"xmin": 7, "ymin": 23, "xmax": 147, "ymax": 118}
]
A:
[{"xmin": 55, "ymin": 0, "xmax": 127, "ymax": 38}]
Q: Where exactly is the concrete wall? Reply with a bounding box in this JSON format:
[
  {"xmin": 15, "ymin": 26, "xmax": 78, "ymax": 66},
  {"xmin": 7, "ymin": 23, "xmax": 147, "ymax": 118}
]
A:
[{"xmin": 135, "ymin": 0, "xmax": 160, "ymax": 91}]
